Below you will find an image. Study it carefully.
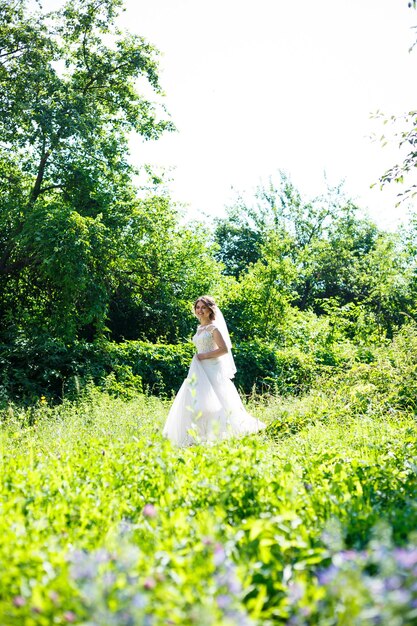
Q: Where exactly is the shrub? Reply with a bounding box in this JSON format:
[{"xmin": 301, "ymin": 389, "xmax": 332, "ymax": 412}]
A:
[
  {"xmin": 0, "ymin": 337, "xmax": 193, "ymax": 405},
  {"xmin": 234, "ymin": 340, "xmax": 316, "ymax": 395}
]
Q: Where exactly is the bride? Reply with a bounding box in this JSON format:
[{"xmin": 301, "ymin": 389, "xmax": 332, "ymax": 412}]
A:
[{"xmin": 163, "ymin": 295, "xmax": 265, "ymax": 447}]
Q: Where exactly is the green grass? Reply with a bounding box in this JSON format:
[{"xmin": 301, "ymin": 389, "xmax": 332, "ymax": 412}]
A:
[{"xmin": 1, "ymin": 388, "xmax": 417, "ymax": 625}]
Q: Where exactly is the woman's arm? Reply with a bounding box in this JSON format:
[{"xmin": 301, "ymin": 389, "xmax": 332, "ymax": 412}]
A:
[{"xmin": 197, "ymin": 328, "xmax": 228, "ymax": 360}]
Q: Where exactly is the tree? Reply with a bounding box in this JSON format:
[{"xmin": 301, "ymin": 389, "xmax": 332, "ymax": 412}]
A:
[
  {"xmin": 217, "ymin": 175, "xmax": 412, "ymax": 341},
  {"xmin": 107, "ymin": 203, "xmax": 230, "ymax": 343},
  {"xmin": 376, "ymin": 110, "xmax": 417, "ymax": 205},
  {"xmin": 0, "ymin": 0, "xmax": 174, "ymax": 340},
  {"xmin": 375, "ymin": 2, "xmax": 417, "ymax": 203}
]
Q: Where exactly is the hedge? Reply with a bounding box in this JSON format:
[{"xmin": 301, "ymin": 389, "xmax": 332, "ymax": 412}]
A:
[{"xmin": 0, "ymin": 335, "xmax": 321, "ymax": 406}]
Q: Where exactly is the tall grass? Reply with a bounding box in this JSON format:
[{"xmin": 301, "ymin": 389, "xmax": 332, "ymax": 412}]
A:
[{"xmin": 2, "ymin": 371, "xmax": 417, "ymax": 625}]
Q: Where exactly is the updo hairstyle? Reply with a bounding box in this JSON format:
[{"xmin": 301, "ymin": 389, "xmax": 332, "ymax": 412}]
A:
[{"xmin": 193, "ymin": 295, "xmax": 217, "ymax": 321}]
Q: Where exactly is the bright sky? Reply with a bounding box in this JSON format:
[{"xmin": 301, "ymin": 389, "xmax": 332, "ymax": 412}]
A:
[{"xmin": 39, "ymin": 0, "xmax": 417, "ymax": 229}]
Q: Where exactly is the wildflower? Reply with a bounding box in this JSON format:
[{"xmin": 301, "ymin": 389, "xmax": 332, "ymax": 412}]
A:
[
  {"xmin": 13, "ymin": 596, "xmax": 25, "ymax": 607},
  {"xmin": 288, "ymin": 582, "xmax": 303, "ymax": 602},
  {"xmin": 213, "ymin": 544, "xmax": 226, "ymax": 566},
  {"xmin": 317, "ymin": 565, "xmax": 338, "ymax": 586},
  {"xmin": 202, "ymin": 536, "xmax": 214, "ymax": 546},
  {"xmin": 102, "ymin": 572, "xmax": 117, "ymax": 588},
  {"xmin": 142, "ymin": 504, "xmax": 157, "ymax": 518},
  {"xmin": 48, "ymin": 591, "xmax": 59, "ymax": 604},
  {"xmin": 131, "ymin": 593, "xmax": 147, "ymax": 609},
  {"xmin": 119, "ymin": 520, "xmax": 134, "ymax": 535},
  {"xmin": 63, "ymin": 611, "xmax": 76, "ymax": 623},
  {"xmin": 216, "ymin": 594, "xmax": 231, "ymax": 609},
  {"xmin": 94, "ymin": 548, "xmax": 111, "ymax": 564},
  {"xmin": 384, "ymin": 575, "xmax": 402, "ymax": 591},
  {"xmin": 40, "ymin": 395, "xmax": 47, "ymax": 405},
  {"xmin": 69, "ymin": 550, "xmax": 99, "ymax": 580},
  {"xmin": 393, "ymin": 548, "xmax": 417, "ymax": 569},
  {"xmin": 143, "ymin": 577, "xmax": 156, "ymax": 590},
  {"xmin": 227, "ymin": 575, "xmax": 242, "ymax": 594}
]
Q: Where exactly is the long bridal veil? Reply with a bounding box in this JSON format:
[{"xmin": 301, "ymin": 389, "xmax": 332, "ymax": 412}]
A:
[{"xmin": 214, "ymin": 306, "xmax": 237, "ymax": 379}]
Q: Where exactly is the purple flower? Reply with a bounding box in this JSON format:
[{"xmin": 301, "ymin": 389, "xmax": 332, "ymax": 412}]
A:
[
  {"xmin": 317, "ymin": 565, "xmax": 338, "ymax": 586},
  {"xmin": 48, "ymin": 591, "xmax": 59, "ymax": 604},
  {"xmin": 142, "ymin": 504, "xmax": 157, "ymax": 518},
  {"xmin": 202, "ymin": 536, "xmax": 214, "ymax": 546},
  {"xmin": 13, "ymin": 596, "xmax": 25, "ymax": 608},
  {"xmin": 132, "ymin": 593, "xmax": 147, "ymax": 609},
  {"xmin": 144, "ymin": 577, "xmax": 156, "ymax": 590},
  {"xmin": 216, "ymin": 594, "xmax": 231, "ymax": 609},
  {"xmin": 227, "ymin": 576, "xmax": 242, "ymax": 594},
  {"xmin": 389, "ymin": 589, "xmax": 412, "ymax": 605},
  {"xmin": 213, "ymin": 544, "xmax": 226, "ymax": 566},
  {"xmin": 102, "ymin": 572, "xmax": 117, "ymax": 588},
  {"xmin": 63, "ymin": 612, "xmax": 76, "ymax": 623},
  {"xmin": 366, "ymin": 578, "xmax": 385, "ymax": 595},
  {"xmin": 119, "ymin": 520, "xmax": 134, "ymax": 535},
  {"xmin": 384, "ymin": 575, "xmax": 402, "ymax": 591},
  {"xmin": 70, "ymin": 557, "xmax": 97, "ymax": 580},
  {"xmin": 288, "ymin": 582, "xmax": 303, "ymax": 602},
  {"xmin": 94, "ymin": 548, "xmax": 111, "ymax": 564},
  {"xmin": 394, "ymin": 548, "xmax": 417, "ymax": 569},
  {"xmin": 338, "ymin": 550, "xmax": 359, "ymax": 562}
]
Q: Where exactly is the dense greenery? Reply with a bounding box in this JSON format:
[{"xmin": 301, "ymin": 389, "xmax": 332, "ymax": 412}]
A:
[
  {"xmin": 2, "ymin": 327, "xmax": 417, "ymax": 624},
  {"xmin": 1, "ymin": 1, "xmax": 417, "ymax": 404},
  {"xmin": 2, "ymin": 162, "xmax": 417, "ymax": 403},
  {"xmin": 0, "ymin": 0, "xmax": 176, "ymax": 340},
  {"xmin": 1, "ymin": 3, "xmax": 417, "ymax": 624}
]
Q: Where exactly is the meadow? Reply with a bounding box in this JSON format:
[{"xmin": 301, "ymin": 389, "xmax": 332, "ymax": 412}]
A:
[
  {"xmin": 2, "ymin": 369, "xmax": 417, "ymax": 626},
  {"xmin": 2, "ymin": 2, "xmax": 417, "ymax": 624}
]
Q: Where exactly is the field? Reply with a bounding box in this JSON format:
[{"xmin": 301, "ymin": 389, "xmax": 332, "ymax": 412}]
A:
[{"xmin": 2, "ymin": 385, "xmax": 417, "ymax": 626}]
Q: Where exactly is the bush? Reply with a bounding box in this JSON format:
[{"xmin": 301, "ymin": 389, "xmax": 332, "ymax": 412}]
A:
[
  {"xmin": 234, "ymin": 340, "xmax": 316, "ymax": 395},
  {"xmin": 0, "ymin": 335, "xmax": 319, "ymax": 404},
  {"xmin": 104, "ymin": 341, "xmax": 194, "ymax": 396},
  {"xmin": 326, "ymin": 323, "xmax": 417, "ymax": 416},
  {"xmin": 0, "ymin": 337, "xmax": 194, "ymax": 405}
]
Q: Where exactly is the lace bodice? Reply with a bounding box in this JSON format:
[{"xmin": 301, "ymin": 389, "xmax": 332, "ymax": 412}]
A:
[{"xmin": 193, "ymin": 324, "xmax": 218, "ymax": 354}]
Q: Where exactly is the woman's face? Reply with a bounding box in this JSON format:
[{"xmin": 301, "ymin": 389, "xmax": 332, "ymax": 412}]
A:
[{"xmin": 195, "ymin": 300, "xmax": 212, "ymax": 323}]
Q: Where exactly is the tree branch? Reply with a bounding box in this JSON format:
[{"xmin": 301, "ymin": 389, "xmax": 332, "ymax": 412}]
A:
[
  {"xmin": 38, "ymin": 184, "xmax": 63, "ymax": 195},
  {"xmin": 30, "ymin": 139, "xmax": 51, "ymax": 204},
  {"xmin": 0, "ymin": 46, "xmax": 27, "ymax": 58}
]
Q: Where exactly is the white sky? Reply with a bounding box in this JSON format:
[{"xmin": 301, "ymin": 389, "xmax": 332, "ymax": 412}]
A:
[{"xmin": 38, "ymin": 0, "xmax": 417, "ymax": 229}]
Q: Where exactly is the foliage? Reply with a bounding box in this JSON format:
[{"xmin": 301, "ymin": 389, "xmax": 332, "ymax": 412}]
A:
[
  {"xmin": 265, "ymin": 322, "xmax": 417, "ymax": 450},
  {"xmin": 2, "ymin": 384, "xmax": 417, "ymax": 624},
  {"xmin": 373, "ymin": 7, "xmax": 416, "ymax": 204},
  {"xmin": 0, "ymin": 336, "xmax": 195, "ymax": 404},
  {"xmin": 288, "ymin": 529, "xmax": 417, "ymax": 625},
  {"xmin": 338, "ymin": 323, "xmax": 417, "ymax": 414},
  {"xmin": 0, "ymin": 0, "xmax": 174, "ymax": 340},
  {"xmin": 215, "ymin": 175, "xmax": 409, "ymax": 341},
  {"xmin": 376, "ymin": 109, "xmax": 417, "ymax": 205},
  {"xmin": 234, "ymin": 340, "xmax": 316, "ymax": 396},
  {"xmin": 107, "ymin": 216, "xmax": 229, "ymax": 343},
  {"xmin": 0, "ymin": 333, "xmax": 322, "ymax": 403}
]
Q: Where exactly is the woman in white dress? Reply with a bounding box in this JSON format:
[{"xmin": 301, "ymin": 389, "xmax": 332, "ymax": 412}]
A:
[{"xmin": 163, "ymin": 295, "xmax": 265, "ymax": 447}]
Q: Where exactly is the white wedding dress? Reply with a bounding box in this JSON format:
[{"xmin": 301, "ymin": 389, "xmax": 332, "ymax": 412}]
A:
[{"xmin": 162, "ymin": 324, "xmax": 266, "ymax": 447}]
